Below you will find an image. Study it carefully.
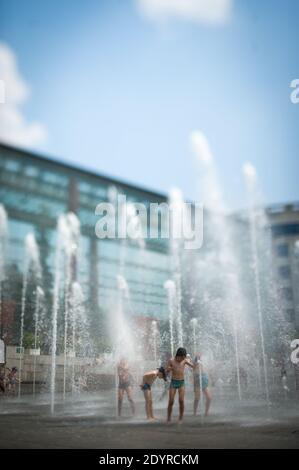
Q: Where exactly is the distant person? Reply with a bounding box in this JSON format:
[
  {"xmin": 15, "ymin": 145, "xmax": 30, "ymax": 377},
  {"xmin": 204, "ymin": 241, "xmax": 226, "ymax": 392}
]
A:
[
  {"xmin": 140, "ymin": 366, "xmax": 167, "ymax": 420},
  {"xmin": 0, "ymin": 365, "xmax": 6, "ymax": 394},
  {"xmin": 239, "ymin": 367, "xmax": 248, "ymax": 389},
  {"xmin": 117, "ymin": 358, "xmax": 135, "ymax": 417},
  {"xmin": 166, "ymin": 348, "xmax": 194, "ymax": 424},
  {"xmin": 193, "ymin": 354, "xmax": 212, "ymax": 417},
  {"xmin": 280, "ymin": 364, "xmax": 287, "ymax": 379},
  {"xmin": 7, "ymin": 367, "xmax": 18, "ymax": 395},
  {"xmin": 281, "ymin": 366, "xmax": 290, "ymax": 392}
]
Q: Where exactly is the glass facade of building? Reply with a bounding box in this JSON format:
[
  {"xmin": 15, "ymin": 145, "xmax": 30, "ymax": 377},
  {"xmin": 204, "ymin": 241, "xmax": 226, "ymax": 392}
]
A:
[
  {"xmin": 0, "ymin": 143, "xmax": 171, "ymax": 344},
  {"xmin": 1, "ymin": 143, "xmax": 298, "ymax": 351}
]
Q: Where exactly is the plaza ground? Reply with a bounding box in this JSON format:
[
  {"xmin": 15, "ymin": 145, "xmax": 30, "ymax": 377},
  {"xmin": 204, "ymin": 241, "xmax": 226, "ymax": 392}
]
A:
[{"xmin": 0, "ymin": 391, "xmax": 298, "ymax": 449}]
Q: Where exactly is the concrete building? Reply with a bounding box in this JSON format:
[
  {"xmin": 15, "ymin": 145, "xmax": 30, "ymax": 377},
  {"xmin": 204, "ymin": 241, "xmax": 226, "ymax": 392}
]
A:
[
  {"xmin": 0, "ymin": 143, "xmax": 171, "ymax": 348},
  {"xmin": 267, "ymin": 202, "xmax": 299, "ymax": 330},
  {"xmin": 0, "ymin": 142, "xmax": 298, "ymax": 354}
]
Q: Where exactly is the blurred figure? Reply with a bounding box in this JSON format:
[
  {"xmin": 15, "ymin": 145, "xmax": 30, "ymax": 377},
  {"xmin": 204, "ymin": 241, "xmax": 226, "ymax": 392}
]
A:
[
  {"xmin": 193, "ymin": 354, "xmax": 212, "ymax": 417},
  {"xmin": 6, "ymin": 367, "xmax": 18, "ymax": 395},
  {"xmin": 0, "ymin": 365, "xmax": 6, "ymax": 394},
  {"xmin": 232, "ymin": 366, "xmax": 248, "ymax": 389},
  {"xmin": 281, "ymin": 366, "xmax": 290, "ymax": 394},
  {"xmin": 117, "ymin": 357, "xmax": 135, "ymax": 417},
  {"xmin": 239, "ymin": 367, "xmax": 248, "ymax": 389}
]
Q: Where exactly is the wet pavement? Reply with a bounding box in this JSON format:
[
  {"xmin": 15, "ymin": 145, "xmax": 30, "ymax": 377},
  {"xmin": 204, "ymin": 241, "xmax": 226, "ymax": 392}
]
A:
[{"xmin": 0, "ymin": 391, "xmax": 298, "ymax": 449}]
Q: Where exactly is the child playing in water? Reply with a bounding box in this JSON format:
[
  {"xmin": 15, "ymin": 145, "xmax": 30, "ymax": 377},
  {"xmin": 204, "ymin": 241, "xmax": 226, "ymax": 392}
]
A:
[
  {"xmin": 166, "ymin": 348, "xmax": 194, "ymax": 423},
  {"xmin": 140, "ymin": 366, "xmax": 167, "ymax": 420},
  {"xmin": 193, "ymin": 354, "xmax": 212, "ymax": 417},
  {"xmin": 117, "ymin": 358, "xmax": 135, "ymax": 417}
]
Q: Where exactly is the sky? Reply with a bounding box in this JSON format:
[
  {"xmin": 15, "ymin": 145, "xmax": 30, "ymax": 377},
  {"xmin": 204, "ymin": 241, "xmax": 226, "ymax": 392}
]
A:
[{"xmin": 0, "ymin": 0, "xmax": 298, "ymax": 211}]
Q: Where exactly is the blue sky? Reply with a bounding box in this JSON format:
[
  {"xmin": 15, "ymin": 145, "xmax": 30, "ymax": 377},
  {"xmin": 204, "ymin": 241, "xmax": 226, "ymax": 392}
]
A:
[{"xmin": 0, "ymin": 0, "xmax": 298, "ymax": 210}]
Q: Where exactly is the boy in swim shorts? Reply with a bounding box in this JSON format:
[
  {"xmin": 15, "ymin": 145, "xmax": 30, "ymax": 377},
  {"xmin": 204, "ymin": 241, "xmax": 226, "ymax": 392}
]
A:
[
  {"xmin": 193, "ymin": 354, "xmax": 212, "ymax": 417},
  {"xmin": 166, "ymin": 348, "xmax": 194, "ymax": 423},
  {"xmin": 140, "ymin": 366, "xmax": 167, "ymax": 420}
]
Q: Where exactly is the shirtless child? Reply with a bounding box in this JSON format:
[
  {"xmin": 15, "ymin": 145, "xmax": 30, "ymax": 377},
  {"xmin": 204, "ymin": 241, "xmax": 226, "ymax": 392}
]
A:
[
  {"xmin": 140, "ymin": 367, "xmax": 167, "ymax": 420},
  {"xmin": 167, "ymin": 348, "xmax": 194, "ymax": 423}
]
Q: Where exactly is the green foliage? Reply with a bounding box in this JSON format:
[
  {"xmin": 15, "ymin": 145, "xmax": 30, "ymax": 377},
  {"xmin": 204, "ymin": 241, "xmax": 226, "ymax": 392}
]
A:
[{"xmin": 23, "ymin": 331, "xmax": 39, "ymax": 349}]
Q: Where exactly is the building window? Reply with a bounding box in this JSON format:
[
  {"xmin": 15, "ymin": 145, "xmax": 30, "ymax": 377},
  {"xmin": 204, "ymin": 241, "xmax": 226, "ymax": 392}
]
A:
[
  {"xmin": 271, "ymin": 224, "xmax": 299, "ymax": 237},
  {"xmin": 278, "ymin": 265, "xmax": 291, "ymax": 279},
  {"xmin": 24, "ymin": 165, "xmax": 39, "ymax": 177},
  {"xmin": 78, "ymin": 180, "xmax": 107, "ymax": 199},
  {"xmin": 276, "ymin": 243, "xmax": 289, "ymax": 257},
  {"xmin": 41, "ymin": 170, "xmax": 69, "ymax": 187},
  {"xmin": 5, "ymin": 159, "xmax": 20, "ymax": 172}
]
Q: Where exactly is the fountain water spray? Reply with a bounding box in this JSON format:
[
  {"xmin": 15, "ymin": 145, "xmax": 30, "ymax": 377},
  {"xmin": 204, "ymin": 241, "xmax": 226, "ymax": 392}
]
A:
[
  {"xmin": 191, "ymin": 130, "xmax": 249, "ymax": 401},
  {"xmin": 198, "ymin": 357, "xmax": 204, "ymax": 425},
  {"xmin": 112, "ymin": 274, "xmax": 135, "ymax": 418},
  {"xmin": 115, "ymin": 275, "xmax": 133, "ymax": 356},
  {"xmin": 190, "ymin": 318, "xmax": 198, "ymax": 357},
  {"xmin": 50, "ymin": 213, "xmax": 80, "ymax": 414},
  {"xmin": 169, "ymin": 188, "xmax": 184, "ymax": 347},
  {"xmin": 110, "ymin": 195, "xmax": 147, "ymax": 414},
  {"xmin": 70, "ymin": 281, "xmax": 85, "ymax": 394},
  {"xmin": 62, "ymin": 214, "xmax": 80, "ymax": 401},
  {"xmin": 109, "ymin": 186, "xmax": 128, "ymax": 416},
  {"xmin": 33, "ymin": 286, "xmax": 44, "ymax": 396},
  {"xmin": 191, "ymin": 318, "xmax": 205, "ymax": 422},
  {"xmin": 150, "ymin": 320, "xmax": 159, "ymax": 364},
  {"xmin": 243, "ymin": 162, "xmax": 270, "ymax": 407},
  {"xmin": 0, "ymin": 204, "xmax": 8, "ymax": 339},
  {"xmin": 164, "ymin": 280, "xmax": 176, "ymax": 357},
  {"xmin": 127, "ymin": 201, "xmax": 147, "ymax": 312},
  {"xmin": 18, "ymin": 233, "xmax": 41, "ymax": 398},
  {"xmin": 50, "ymin": 217, "xmax": 65, "ymax": 413}
]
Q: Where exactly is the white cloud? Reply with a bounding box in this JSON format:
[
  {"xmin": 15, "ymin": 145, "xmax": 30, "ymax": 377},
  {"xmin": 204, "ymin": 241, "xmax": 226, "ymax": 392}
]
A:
[
  {"xmin": 0, "ymin": 42, "xmax": 47, "ymax": 148},
  {"xmin": 136, "ymin": 0, "xmax": 232, "ymax": 25}
]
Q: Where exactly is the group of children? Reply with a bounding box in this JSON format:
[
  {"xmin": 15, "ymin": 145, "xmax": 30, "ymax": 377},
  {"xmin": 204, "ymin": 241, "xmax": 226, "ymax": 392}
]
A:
[
  {"xmin": 117, "ymin": 347, "xmax": 212, "ymax": 423},
  {"xmin": 1, "ymin": 348, "xmax": 212, "ymax": 422}
]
